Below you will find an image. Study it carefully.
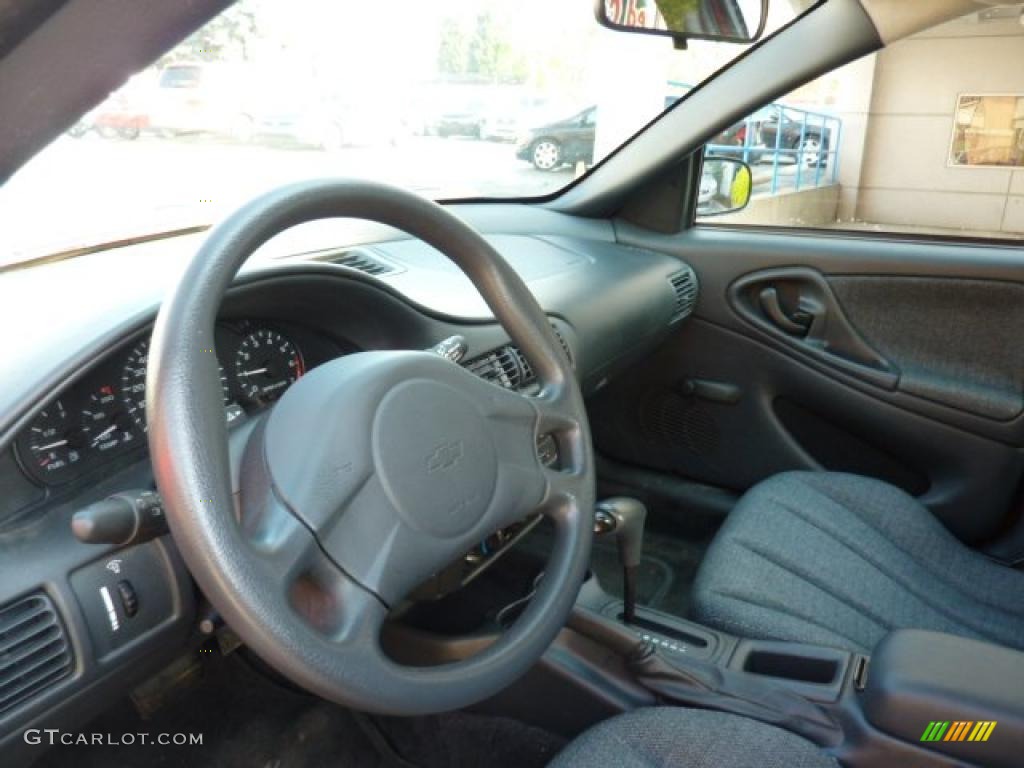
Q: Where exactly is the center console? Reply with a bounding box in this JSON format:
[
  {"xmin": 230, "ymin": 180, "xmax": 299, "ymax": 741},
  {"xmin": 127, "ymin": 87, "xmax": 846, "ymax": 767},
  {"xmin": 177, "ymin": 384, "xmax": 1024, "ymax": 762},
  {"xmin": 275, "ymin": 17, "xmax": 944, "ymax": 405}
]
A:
[
  {"xmin": 388, "ymin": 497, "xmax": 1017, "ymax": 766},
  {"xmin": 527, "ymin": 497, "xmax": 1017, "ymax": 767},
  {"xmin": 566, "ymin": 577, "xmax": 1019, "ymax": 766}
]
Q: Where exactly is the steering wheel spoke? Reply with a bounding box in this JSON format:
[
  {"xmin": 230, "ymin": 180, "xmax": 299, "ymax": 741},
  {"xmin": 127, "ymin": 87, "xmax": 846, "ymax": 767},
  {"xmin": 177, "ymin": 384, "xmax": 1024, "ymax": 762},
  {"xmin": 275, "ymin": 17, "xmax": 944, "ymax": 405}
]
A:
[{"xmin": 285, "ymin": 548, "xmax": 389, "ymax": 647}]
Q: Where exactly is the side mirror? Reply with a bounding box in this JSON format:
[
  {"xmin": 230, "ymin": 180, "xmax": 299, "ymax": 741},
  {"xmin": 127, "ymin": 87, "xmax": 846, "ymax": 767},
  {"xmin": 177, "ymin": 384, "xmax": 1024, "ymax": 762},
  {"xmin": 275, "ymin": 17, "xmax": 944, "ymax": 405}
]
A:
[
  {"xmin": 596, "ymin": 0, "xmax": 768, "ymax": 45},
  {"xmin": 697, "ymin": 156, "xmax": 752, "ymax": 216}
]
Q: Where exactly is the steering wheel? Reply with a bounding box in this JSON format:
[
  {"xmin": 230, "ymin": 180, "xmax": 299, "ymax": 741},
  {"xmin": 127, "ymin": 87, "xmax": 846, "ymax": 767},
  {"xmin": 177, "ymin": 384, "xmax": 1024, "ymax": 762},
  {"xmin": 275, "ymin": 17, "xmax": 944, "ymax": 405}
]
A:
[{"xmin": 146, "ymin": 180, "xmax": 594, "ymax": 714}]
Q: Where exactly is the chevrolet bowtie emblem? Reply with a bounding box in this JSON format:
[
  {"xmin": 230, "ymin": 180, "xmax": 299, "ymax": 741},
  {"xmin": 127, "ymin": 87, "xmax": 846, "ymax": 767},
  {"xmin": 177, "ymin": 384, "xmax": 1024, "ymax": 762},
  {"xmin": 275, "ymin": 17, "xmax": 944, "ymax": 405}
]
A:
[{"xmin": 426, "ymin": 440, "xmax": 464, "ymax": 473}]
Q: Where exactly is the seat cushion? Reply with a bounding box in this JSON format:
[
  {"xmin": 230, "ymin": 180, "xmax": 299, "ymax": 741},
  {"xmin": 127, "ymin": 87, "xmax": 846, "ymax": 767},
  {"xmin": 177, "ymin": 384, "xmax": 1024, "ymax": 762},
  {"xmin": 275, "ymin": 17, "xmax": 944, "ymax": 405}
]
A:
[
  {"xmin": 692, "ymin": 471, "xmax": 1024, "ymax": 654},
  {"xmin": 549, "ymin": 708, "xmax": 837, "ymax": 768}
]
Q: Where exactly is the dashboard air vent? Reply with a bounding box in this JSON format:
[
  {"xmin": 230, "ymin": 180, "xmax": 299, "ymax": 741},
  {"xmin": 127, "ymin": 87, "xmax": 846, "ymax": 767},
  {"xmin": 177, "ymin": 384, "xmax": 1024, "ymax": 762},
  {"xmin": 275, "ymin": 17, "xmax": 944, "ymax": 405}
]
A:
[
  {"xmin": 464, "ymin": 346, "xmax": 524, "ymax": 390},
  {"xmin": 516, "ymin": 327, "xmax": 572, "ymax": 387},
  {"xmin": 550, "ymin": 326, "xmax": 573, "ymax": 367},
  {"xmin": 464, "ymin": 326, "xmax": 572, "ymax": 392},
  {"xmin": 668, "ymin": 269, "xmax": 698, "ymax": 323},
  {"xmin": 330, "ymin": 249, "xmax": 399, "ymax": 276},
  {"xmin": 0, "ymin": 593, "xmax": 73, "ymax": 715}
]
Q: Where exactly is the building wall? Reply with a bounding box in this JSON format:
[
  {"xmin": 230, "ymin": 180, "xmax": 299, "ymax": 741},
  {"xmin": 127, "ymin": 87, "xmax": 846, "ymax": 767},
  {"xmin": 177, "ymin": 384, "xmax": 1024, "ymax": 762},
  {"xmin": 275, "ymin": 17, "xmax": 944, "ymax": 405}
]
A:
[
  {"xmin": 854, "ymin": 13, "xmax": 1024, "ymax": 235},
  {"xmin": 727, "ymin": 184, "xmax": 840, "ymax": 227}
]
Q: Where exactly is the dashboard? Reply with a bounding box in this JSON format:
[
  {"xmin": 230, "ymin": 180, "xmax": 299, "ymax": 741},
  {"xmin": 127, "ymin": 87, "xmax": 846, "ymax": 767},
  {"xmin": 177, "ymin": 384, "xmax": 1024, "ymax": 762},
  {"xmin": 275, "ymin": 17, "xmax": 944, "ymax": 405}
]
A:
[
  {"xmin": 0, "ymin": 204, "xmax": 697, "ymax": 759},
  {"xmin": 14, "ymin": 320, "xmax": 348, "ymax": 489}
]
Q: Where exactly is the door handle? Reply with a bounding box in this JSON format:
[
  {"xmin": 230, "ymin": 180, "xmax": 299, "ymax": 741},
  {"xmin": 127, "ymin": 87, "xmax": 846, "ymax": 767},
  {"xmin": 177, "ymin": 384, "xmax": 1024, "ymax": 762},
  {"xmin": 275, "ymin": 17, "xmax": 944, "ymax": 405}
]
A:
[
  {"xmin": 731, "ymin": 268, "xmax": 899, "ymax": 391},
  {"xmin": 759, "ymin": 286, "xmax": 812, "ymax": 335}
]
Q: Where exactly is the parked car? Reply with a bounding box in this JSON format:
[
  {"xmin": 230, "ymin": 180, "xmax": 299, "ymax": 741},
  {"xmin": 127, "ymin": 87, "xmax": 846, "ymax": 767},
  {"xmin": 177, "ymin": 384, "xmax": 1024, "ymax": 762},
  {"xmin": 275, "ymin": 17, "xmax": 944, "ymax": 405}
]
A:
[
  {"xmin": 478, "ymin": 94, "xmax": 554, "ymax": 142},
  {"xmin": 434, "ymin": 98, "xmax": 489, "ymax": 138},
  {"xmin": 517, "ymin": 101, "xmax": 746, "ymax": 171},
  {"xmin": 65, "ymin": 84, "xmax": 152, "ymax": 140},
  {"xmin": 147, "ymin": 62, "xmax": 256, "ymax": 140},
  {"xmin": 90, "ymin": 93, "xmax": 151, "ymax": 140},
  {"xmin": 753, "ymin": 109, "xmax": 833, "ymax": 166},
  {"xmin": 515, "ymin": 106, "xmax": 597, "ymax": 170}
]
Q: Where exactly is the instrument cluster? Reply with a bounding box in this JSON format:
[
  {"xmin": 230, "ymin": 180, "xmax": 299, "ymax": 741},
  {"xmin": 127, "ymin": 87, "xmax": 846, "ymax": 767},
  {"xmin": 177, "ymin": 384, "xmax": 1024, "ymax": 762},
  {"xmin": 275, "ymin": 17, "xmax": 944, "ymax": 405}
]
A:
[{"xmin": 15, "ymin": 320, "xmax": 332, "ymax": 487}]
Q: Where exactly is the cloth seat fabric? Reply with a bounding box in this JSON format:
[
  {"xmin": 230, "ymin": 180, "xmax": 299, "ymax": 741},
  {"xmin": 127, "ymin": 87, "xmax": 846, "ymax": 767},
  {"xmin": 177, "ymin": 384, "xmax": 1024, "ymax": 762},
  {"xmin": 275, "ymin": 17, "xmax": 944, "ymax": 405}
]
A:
[
  {"xmin": 549, "ymin": 708, "xmax": 837, "ymax": 768},
  {"xmin": 691, "ymin": 471, "xmax": 1024, "ymax": 654}
]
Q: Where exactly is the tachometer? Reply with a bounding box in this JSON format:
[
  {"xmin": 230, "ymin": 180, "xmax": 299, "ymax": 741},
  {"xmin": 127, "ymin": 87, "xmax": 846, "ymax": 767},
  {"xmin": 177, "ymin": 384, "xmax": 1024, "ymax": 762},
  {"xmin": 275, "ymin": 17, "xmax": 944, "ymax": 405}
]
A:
[
  {"xmin": 234, "ymin": 328, "xmax": 304, "ymax": 404},
  {"xmin": 122, "ymin": 338, "xmax": 230, "ymax": 429},
  {"xmin": 81, "ymin": 385, "xmax": 141, "ymax": 454},
  {"xmin": 22, "ymin": 400, "xmax": 87, "ymax": 484}
]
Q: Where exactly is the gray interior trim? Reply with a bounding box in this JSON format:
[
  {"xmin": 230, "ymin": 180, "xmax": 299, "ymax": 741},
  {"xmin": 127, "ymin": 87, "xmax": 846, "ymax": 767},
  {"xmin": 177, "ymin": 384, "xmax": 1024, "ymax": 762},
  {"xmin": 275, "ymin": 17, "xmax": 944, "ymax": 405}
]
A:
[
  {"xmin": 613, "ymin": 222, "xmax": 1024, "ymax": 445},
  {"xmin": 830, "ymin": 276, "xmax": 1024, "ymax": 421},
  {"xmin": 858, "ymin": 0, "xmax": 987, "ymax": 44}
]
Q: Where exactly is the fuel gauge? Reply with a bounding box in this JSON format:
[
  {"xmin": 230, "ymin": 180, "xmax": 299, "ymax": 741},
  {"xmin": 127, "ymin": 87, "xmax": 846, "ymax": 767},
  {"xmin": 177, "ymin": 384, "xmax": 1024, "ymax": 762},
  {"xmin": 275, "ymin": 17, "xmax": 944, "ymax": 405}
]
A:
[{"xmin": 22, "ymin": 400, "xmax": 87, "ymax": 484}]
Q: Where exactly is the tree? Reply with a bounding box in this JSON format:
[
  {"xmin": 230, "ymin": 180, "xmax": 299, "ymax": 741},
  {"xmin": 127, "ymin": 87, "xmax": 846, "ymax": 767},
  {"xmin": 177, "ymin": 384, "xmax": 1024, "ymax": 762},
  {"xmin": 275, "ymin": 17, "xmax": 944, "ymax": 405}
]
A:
[
  {"xmin": 436, "ymin": 11, "xmax": 527, "ymax": 83},
  {"xmin": 159, "ymin": 3, "xmax": 262, "ymax": 65},
  {"xmin": 437, "ymin": 17, "xmax": 469, "ymax": 76}
]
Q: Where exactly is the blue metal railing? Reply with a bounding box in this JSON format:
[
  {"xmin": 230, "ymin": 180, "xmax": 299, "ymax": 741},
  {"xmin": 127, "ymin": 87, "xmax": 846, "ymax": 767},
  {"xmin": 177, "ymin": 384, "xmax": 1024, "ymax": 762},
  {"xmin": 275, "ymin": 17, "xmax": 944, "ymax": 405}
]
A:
[{"xmin": 666, "ymin": 83, "xmax": 842, "ymax": 195}]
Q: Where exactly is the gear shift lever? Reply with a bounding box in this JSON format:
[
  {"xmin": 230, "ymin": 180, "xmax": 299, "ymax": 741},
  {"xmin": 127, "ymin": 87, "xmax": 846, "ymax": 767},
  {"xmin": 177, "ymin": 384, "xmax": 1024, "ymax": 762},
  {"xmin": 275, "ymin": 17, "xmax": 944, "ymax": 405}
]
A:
[{"xmin": 594, "ymin": 497, "xmax": 647, "ymax": 624}]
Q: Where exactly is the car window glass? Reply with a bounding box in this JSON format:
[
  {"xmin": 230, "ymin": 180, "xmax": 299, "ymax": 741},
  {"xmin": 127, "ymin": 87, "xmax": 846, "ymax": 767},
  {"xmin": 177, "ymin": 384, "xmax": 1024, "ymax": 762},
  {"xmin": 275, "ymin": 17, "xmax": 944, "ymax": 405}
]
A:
[
  {"xmin": 696, "ymin": 7, "xmax": 1024, "ymax": 242},
  {"xmin": 0, "ymin": 0, "xmax": 800, "ymax": 267}
]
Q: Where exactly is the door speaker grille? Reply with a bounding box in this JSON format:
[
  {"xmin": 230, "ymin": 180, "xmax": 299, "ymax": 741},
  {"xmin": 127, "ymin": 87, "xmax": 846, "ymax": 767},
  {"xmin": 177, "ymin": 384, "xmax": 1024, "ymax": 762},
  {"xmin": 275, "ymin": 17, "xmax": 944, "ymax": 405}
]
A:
[{"xmin": 641, "ymin": 391, "xmax": 719, "ymax": 456}]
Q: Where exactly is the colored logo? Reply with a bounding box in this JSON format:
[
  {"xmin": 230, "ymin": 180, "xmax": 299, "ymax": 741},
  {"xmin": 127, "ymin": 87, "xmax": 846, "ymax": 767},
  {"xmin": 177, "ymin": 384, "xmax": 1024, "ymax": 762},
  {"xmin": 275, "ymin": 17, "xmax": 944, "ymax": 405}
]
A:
[{"xmin": 920, "ymin": 721, "xmax": 996, "ymax": 743}]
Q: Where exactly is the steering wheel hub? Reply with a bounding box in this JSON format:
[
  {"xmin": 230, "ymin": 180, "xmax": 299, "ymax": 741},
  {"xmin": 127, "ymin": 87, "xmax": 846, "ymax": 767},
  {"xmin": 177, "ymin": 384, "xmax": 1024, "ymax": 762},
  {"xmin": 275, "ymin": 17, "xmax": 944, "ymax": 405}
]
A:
[{"xmin": 374, "ymin": 379, "xmax": 498, "ymax": 538}]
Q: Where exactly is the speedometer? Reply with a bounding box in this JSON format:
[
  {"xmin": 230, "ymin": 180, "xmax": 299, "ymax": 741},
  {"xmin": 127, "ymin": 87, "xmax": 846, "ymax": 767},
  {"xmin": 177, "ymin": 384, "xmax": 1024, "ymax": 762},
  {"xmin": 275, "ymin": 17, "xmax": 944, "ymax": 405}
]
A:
[
  {"xmin": 121, "ymin": 339, "xmax": 150, "ymax": 428},
  {"xmin": 122, "ymin": 338, "xmax": 229, "ymax": 429},
  {"xmin": 234, "ymin": 328, "xmax": 304, "ymax": 404}
]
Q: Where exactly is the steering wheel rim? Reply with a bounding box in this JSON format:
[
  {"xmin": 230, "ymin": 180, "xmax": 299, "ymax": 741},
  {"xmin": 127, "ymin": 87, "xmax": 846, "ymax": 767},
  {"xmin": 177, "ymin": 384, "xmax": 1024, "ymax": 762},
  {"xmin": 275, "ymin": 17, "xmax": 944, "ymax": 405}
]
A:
[{"xmin": 147, "ymin": 179, "xmax": 594, "ymax": 714}]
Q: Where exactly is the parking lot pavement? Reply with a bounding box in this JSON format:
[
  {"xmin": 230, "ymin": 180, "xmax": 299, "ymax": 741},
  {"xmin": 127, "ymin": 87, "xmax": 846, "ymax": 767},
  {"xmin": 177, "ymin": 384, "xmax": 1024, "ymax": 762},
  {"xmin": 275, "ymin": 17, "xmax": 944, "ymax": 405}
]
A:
[
  {"xmin": 1, "ymin": 135, "xmax": 574, "ymax": 264},
  {"xmin": 1, "ymin": 133, "xmax": 837, "ymax": 266}
]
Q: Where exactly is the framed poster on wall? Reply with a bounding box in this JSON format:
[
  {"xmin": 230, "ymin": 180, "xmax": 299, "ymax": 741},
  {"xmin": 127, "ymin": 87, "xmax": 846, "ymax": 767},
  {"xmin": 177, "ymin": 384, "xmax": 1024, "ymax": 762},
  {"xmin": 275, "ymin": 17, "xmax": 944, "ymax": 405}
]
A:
[{"xmin": 949, "ymin": 93, "xmax": 1024, "ymax": 168}]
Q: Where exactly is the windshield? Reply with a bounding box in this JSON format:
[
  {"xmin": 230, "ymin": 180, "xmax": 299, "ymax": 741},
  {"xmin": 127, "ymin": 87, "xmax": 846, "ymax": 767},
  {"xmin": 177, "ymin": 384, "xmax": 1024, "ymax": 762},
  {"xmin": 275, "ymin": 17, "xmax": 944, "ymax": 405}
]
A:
[{"xmin": 0, "ymin": 0, "xmax": 795, "ymax": 266}]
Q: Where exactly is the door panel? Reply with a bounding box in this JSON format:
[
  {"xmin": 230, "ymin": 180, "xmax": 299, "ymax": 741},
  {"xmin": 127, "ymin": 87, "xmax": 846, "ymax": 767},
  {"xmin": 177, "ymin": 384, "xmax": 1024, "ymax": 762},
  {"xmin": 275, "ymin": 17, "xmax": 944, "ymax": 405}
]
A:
[
  {"xmin": 828, "ymin": 276, "xmax": 1024, "ymax": 421},
  {"xmin": 729, "ymin": 267, "xmax": 899, "ymax": 390},
  {"xmin": 590, "ymin": 225, "xmax": 1024, "ymax": 545}
]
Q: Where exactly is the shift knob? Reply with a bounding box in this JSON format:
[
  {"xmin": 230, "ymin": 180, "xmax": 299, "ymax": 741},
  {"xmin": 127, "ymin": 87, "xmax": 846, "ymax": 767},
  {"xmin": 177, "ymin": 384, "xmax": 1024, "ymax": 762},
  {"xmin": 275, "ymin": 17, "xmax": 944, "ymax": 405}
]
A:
[
  {"xmin": 596, "ymin": 497, "xmax": 647, "ymax": 569},
  {"xmin": 594, "ymin": 497, "xmax": 648, "ymax": 625}
]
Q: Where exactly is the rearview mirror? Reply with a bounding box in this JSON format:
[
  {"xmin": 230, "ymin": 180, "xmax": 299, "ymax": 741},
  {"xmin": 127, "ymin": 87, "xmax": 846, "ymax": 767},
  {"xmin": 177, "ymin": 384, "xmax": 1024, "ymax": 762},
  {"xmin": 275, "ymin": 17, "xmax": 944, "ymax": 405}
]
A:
[
  {"xmin": 698, "ymin": 157, "xmax": 752, "ymax": 216},
  {"xmin": 596, "ymin": 0, "xmax": 768, "ymax": 45}
]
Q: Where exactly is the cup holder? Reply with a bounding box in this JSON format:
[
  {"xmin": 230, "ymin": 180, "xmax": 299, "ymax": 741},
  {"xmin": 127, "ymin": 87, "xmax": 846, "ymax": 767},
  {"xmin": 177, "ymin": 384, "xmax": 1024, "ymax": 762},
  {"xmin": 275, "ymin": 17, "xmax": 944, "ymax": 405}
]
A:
[{"xmin": 742, "ymin": 649, "xmax": 839, "ymax": 685}]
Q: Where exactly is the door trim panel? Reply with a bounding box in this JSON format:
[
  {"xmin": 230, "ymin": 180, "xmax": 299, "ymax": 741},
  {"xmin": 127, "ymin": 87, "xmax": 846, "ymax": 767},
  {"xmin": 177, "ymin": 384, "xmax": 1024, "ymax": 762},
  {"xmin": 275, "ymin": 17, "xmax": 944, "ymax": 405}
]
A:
[
  {"xmin": 729, "ymin": 266, "xmax": 899, "ymax": 390},
  {"xmin": 614, "ymin": 223, "xmax": 1024, "ymax": 445}
]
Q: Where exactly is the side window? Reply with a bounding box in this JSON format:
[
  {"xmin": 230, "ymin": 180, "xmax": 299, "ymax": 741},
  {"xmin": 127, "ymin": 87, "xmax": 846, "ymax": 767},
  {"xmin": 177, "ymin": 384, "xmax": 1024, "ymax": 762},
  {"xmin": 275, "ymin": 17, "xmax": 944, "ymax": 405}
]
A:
[{"xmin": 696, "ymin": 8, "xmax": 1024, "ymax": 242}]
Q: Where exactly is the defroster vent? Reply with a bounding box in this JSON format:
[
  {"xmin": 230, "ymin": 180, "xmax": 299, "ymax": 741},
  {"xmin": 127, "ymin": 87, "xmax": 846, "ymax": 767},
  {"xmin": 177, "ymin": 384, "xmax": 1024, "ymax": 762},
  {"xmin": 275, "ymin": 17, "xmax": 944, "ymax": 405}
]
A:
[
  {"xmin": 328, "ymin": 248, "xmax": 400, "ymax": 276},
  {"xmin": 0, "ymin": 593, "xmax": 73, "ymax": 715}
]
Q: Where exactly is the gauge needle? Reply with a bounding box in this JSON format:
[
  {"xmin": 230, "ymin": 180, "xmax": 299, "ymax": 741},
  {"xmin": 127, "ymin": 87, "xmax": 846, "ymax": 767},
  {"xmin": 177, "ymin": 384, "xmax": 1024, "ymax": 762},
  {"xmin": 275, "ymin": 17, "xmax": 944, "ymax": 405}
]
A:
[
  {"xmin": 238, "ymin": 368, "xmax": 268, "ymax": 377},
  {"xmin": 35, "ymin": 439, "xmax": 68, "ymax": 451},
  {"xmin": 91, "ymin": 424, "xmax": 117, "ymax": 445}
]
